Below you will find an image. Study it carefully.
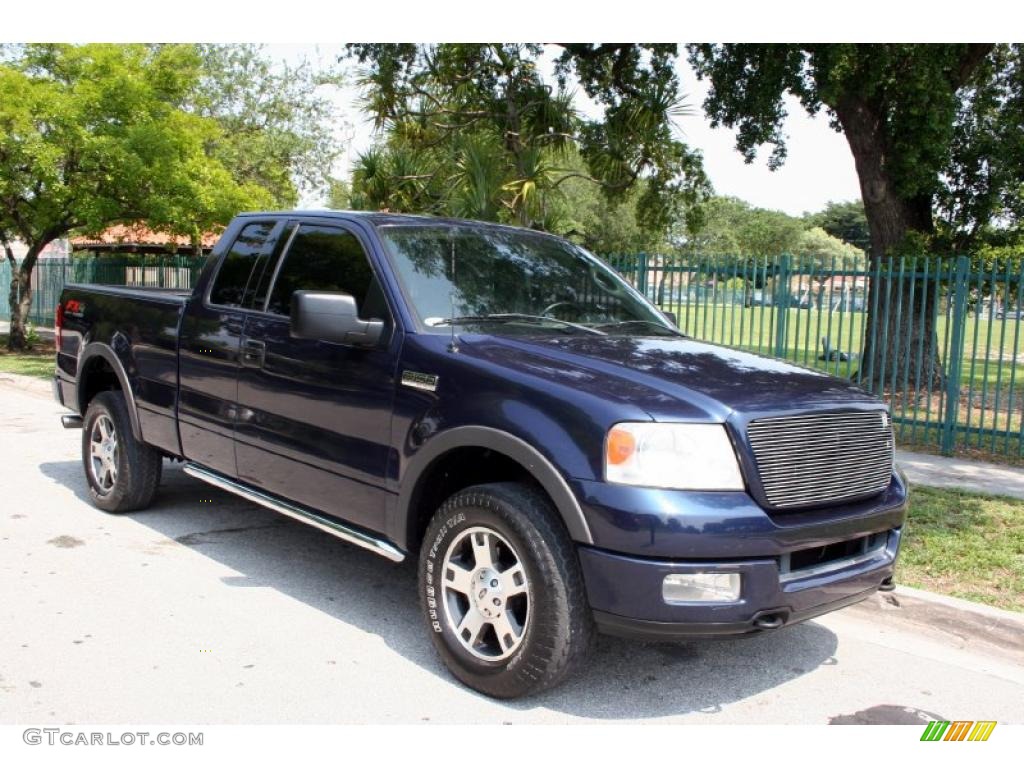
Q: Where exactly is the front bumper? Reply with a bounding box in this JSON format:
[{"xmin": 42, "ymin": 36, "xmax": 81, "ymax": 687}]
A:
[{"xmin": 579, "ymin": 524, "xmax": 902, "ymax": 640}]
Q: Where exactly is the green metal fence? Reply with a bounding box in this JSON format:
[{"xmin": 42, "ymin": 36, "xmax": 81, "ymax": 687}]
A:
[
  {"xmin": 610, "ymin": 253, "xmax": 1024, "ymax": 459},
  {"xmin": 1, "ymin": 256, "xmax": 206, "ymax": 326}
]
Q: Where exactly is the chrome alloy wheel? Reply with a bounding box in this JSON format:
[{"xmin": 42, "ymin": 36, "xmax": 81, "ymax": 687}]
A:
[
  {"xmin": 89, "ymin": 414, "xmax": 119, "ymax": 493},
  {"xmin": 441, "ymin": 526, "xmax": 530, "ymax": 660}
]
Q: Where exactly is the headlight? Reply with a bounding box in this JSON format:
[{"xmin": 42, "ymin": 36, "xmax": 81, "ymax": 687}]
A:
[{"xmin": 605, "ymin": 422, "xmax": 744, "ymax": 490}]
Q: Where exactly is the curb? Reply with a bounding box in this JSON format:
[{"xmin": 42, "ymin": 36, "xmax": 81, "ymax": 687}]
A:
[{"xmin": 851, "ymin": 583, "xmax": 1024, "ymax": 657}]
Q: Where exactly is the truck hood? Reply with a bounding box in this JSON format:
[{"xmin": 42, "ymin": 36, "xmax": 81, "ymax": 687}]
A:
[{"xmin": 456, "ymin": 333, "xmax": 879, "ymax": 421}]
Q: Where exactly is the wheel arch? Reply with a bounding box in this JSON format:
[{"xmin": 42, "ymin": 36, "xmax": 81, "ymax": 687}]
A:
[
  {"xmin": 397, "ymin": 425, "xmax": 593, "ymax": 553},
  {"xmin": 77, "ymin": 343, "xmax": 143, "ymax": 441}
]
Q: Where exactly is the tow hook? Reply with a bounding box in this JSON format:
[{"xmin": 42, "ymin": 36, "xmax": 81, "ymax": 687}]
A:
[{"xmin": 878, "ymin": 577, "xmax": 896, "ymax": 592}]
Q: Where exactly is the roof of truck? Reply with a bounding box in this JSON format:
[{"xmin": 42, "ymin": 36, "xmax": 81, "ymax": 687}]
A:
[{"xmin": 235, "ymin": 209, "xmax": 554, "ymax": 235}]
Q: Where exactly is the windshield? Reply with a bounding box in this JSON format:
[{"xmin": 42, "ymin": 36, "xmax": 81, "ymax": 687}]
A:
[{"xmin": 377, "ymin": 224, "xmax": 676, "ymax": 336}]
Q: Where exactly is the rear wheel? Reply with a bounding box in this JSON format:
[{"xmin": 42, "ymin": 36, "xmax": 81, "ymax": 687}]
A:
[
  {"xmin": 419, "ymin": 482, "xmax": 594, "ymax": 698},
  {"xmin": 82, "ymin": 391, "xmax": 162, "ymax": 513}
]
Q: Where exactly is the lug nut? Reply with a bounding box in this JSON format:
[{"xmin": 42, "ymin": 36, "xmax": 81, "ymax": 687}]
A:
[
  {"xmin": 492, "ymin": 597, "xmax": 500, "ymax": 605},
  {"xmin": 490, "ymin": 579, "xmax": 498, "ymax": 587}
]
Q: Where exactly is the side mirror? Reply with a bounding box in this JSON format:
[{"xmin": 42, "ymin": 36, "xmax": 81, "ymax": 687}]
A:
[
  {"xmin": 290, "ymin": 291, "xmax": 384, "ymax": 347},
  {"xmin": 662, "ymin": 309, "xmax": 678, "ymax": 327}
]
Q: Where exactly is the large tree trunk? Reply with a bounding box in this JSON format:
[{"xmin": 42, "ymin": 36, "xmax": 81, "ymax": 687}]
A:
[
  {"xmin": 5, "ymin": 242, "xmax": 46, "ymax": 351},
  {"xmin": 836, "ymin": 96, "xmax": 945, "ymax": 393}
]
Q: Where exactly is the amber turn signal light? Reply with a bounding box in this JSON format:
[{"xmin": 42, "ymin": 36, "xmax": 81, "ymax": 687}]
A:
[{"xmin": 606, "ymin": 427, "xmax": 636, "ymax": 465}]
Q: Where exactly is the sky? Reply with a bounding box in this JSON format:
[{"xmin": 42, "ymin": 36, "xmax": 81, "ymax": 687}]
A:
[{"xmin": 268, "ymin": 44, "xmax": 863, "ymax": 217}]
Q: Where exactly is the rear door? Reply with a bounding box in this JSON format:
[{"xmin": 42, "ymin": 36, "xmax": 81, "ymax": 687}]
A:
[
  {"xmin": 177, "ymin": 218, "xmax": 287, "ymax": 476},
  {"xmin": 234, "ymin": 220, "xmax": 399, "ymax": 534}
]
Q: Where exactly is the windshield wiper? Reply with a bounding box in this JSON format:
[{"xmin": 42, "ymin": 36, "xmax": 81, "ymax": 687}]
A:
[
  {"xmin": 591, "ymin": 319, "xmax": 687, "ymax": 337},
  {"xmin": 432, "ymin": 313, "xmax": 606, "ymax": 336}
]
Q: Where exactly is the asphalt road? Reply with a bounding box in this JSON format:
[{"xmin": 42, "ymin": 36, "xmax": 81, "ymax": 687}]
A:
[{"xmin": 2, "ymin": 381, "xmax": 1022, "ymax": 724}]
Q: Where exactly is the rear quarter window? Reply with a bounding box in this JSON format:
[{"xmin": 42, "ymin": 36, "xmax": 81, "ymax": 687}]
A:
[{"xmin": 209, "ymin": 221, "xmax": 277, "ymax": 307}]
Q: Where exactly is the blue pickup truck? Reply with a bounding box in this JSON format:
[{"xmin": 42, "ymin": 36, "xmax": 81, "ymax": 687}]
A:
[{"xmin": 53, "ymin": 211, "xmax": 907, "ymax": 698}]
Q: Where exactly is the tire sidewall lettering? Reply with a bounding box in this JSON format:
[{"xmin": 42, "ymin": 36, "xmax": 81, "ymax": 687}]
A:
[{"xmin": 424, "ymin": 511, "xmax": 466, "ymax": 633}]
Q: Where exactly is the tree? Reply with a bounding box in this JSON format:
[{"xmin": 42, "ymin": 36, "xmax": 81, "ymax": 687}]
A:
[
  {"xmin": 794, "ymin": 227, "xmax": 866, "ymax": 271},
  {"xmin": 554, "ymin": 173, "xmax": 668, "ymax": 256},
  {"xmin": 677, "ymin": 196, "xmax": 804, "ymax": 258},
  {"xmin": 344, "ymin": 44, "xmax": 708, "ymax": 236},
  {"xmin": 688, "ymin": 44, "xmax": 998, "ymax": 389},
  {"xmin": 190, "ymin": 44, "xmax": 346, "ymax": 207},
  {"xmin": 935, "ymin": 45, "xmax": 1024, "ymax": 254},
  {"xmin": 805, "ymin": 200, "xmax": 871, "ymax": 252},
  {"xmin": 0, "ymin": 44, "xmax": 270, "ymax": 350},
  {"xmin": 326, "ymin": 178, "xmax": 352, "ymax": 210}
]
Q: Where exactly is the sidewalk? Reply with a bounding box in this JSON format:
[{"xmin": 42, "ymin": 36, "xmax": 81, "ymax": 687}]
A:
[{"xmin": 897, "ymin": 449, "xmax": 1024, "ymax": 500}]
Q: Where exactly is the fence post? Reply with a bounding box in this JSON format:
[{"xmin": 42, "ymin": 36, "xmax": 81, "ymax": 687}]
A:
[
  {"xmin": 774, "ymin": 253, "xmax": 791, "ymax": 358},
  {"xmin": 636, "ymin": 253, "xmax": 650, "ymax": 298},
  {"xmin": 941, "ymin": 255, "xmax": 970, "ymax": 455}
]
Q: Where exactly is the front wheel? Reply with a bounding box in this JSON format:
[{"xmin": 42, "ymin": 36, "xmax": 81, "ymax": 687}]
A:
[
  {"xmin": 82, "ymin": 391, "xmax": 162, "ymax": 513},
  {"xmin": 419, "ymin": 482, "xmax": 594, "ymax": 698}
]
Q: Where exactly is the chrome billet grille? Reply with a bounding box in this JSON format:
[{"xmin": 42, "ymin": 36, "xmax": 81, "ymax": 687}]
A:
[{"xmin": 747, "ymin": 411, "xmax": 894, "ymax": 509}]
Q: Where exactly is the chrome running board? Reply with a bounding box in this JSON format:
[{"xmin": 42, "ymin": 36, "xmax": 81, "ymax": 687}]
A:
[{"xmin": 183, "ymin": 462, "xmax": 405, "ymax": 563}]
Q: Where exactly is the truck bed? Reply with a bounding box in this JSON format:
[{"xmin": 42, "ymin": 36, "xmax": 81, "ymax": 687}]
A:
[{"xmin": 55, "ymin": 282, "xmax": 191, "ymax": 457}]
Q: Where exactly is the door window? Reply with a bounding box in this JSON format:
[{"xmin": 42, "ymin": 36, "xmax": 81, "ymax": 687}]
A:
[{"xmin": 265, "ymin": 225, "xmax": 388, "ymax": 324}]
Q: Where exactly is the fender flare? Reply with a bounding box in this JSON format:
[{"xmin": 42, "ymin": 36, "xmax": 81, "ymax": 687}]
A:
[
  {"xmin": 397, "ymin": 425, "xmax": 594, "ymax": 548},
  {"xmin": 77, "ymin": 343, "xmax": 143, "ymax": 441}
]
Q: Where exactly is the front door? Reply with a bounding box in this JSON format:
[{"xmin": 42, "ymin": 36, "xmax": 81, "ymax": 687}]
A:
[{"xmin": 234, "ymin": 221, "xmax": 399, "ymax": 534}]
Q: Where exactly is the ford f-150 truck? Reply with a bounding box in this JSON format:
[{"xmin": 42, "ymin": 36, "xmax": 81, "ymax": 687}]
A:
[{"xmin": 53, "ymin": 211, "xmax": 907, "ymax": 698}]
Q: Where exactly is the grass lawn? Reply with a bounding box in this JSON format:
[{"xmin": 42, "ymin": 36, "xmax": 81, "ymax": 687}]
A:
[
  {"xmin": 899, "ymin": 485, "xmax": 1024, "ymax": 612},
  {"xmin": 0, "ymin": 334, "xmax": 55, "ymax": 379}
]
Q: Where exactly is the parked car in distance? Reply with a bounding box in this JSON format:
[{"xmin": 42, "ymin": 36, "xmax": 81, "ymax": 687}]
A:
[{"xmin": 53, "ymin": 211, "xmax": 907, "ymax": 698}]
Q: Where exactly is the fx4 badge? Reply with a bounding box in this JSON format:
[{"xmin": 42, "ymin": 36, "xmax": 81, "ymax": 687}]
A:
[{"xmin": 401, "ymin": 370, "xmax": 439, "ymax": 393}]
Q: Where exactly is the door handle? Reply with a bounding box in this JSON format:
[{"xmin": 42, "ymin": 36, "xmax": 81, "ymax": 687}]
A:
[{"xmin": 240, "ymin": 338, "xmax": 266, "ymax": 368}]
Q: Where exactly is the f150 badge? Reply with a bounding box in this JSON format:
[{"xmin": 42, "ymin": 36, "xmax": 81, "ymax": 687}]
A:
[{"xmin": 401, "ymin": 370, "xmax": 439, "ymax": 392}]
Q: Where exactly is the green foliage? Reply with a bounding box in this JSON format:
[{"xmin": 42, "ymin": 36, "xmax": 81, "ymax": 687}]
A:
[
  {"xmin": 936, "ymin": 44, "xmax": 1024, "ymax": 254},
  {"xmin": 0, "ymin": 44, "xmax": 272, "ymax": 349},
  {"xmin": 24, "ymin": 322, "xmax": 40, "ymax": 348},
  {"xmin": 794, "ymin": 226, "xmax": 866, "ymax": 270},
  {"xmin": 326, "ymin": 178, "xmax": 352, "ymax": 210},
  {"xmin": 804, "ymin": 200, "xmax": 871, "ymax": 251},
  {"xmin": 344, "ymin": 44, "xmax": 708, "ymax": 239},
  {"xmin": 538, "ymin": 153, "xmax": 668, "ymax": 254},
  {"xmin": 0, "ymin": 44, "xmax": 268, "ymax": 246},
  {"xmin": 675, "ymin": 196, "xmax": 866, "ymax": 270},
  {"xmin": 679, "ymin": 197, "xmax": 804, "ymax": 258},
  {"xmin": 191, "ymin": 44, "xmax": 346, "ymax": 207}
]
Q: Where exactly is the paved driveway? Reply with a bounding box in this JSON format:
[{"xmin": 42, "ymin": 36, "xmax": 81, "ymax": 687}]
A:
[{"xmin": 1, "ymin": 383, "xmax": 1022, "ymax": 724}]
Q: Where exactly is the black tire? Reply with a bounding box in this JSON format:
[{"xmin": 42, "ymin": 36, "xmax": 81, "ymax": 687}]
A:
[
  {"xmin": 419, "ymin": 482, "xmax": 595, "ymax": 698},
  {"xmin": 82, "ymin": 390, "xmax": 162, "ymax": 513}
]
